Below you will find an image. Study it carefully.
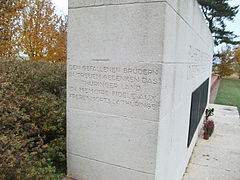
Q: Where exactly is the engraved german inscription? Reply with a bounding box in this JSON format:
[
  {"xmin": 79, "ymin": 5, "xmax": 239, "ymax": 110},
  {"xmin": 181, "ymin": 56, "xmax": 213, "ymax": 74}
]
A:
[{"xmin": 68, "ymin": 62, "xmax": 161, "ymax": 112}]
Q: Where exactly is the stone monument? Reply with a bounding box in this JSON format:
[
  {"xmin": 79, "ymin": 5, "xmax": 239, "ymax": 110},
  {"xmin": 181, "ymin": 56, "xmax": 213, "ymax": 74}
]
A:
[{"xmin": 67, "ymin": 0, "xmax": 213, "ymax": 179}]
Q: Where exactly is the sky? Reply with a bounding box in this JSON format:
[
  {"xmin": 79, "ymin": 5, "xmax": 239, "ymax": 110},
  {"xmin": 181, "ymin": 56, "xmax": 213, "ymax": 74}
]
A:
[
  {"xmin": 52, "ymin": 0, "xmax": 240, "ymax": 49},
  {"xmin": 52, "ymin": 0, "xmax": 68, "ymax": 15},
  {"xmin": 227, "ymin": 0, "xmax": 240, "ymax": 42}
]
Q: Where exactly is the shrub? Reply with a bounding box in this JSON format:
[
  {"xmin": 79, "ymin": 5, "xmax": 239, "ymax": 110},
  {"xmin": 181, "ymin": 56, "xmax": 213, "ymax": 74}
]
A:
[{"xmin": 0, "ymin": 59, "xmax": 66, "ymax": 179}]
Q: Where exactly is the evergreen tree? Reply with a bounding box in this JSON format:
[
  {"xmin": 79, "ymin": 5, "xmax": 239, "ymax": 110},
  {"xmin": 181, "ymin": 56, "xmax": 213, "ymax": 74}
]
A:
[{"xmin": 198, "ymin": 0, "xmax": 239, "ymax": 46}]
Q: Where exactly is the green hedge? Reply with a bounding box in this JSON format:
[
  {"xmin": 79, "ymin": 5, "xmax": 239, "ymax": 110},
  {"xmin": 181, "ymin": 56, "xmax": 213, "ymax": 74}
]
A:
[{"xmin": 0, "ymin": 59, "xmax": 66, "ymax": 179}]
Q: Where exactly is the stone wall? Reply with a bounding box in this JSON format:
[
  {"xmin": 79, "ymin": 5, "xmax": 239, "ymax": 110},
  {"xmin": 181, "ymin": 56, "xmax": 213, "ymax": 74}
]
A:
[{"xmin": 67, "ymin": 0, "xmax": 213, "ymax": 179}]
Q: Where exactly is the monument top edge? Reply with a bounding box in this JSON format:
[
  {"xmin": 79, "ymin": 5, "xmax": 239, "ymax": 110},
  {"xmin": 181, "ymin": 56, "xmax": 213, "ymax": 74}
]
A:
[{"xmin": 69, "ymin": 0, "xmax": 166, "ymax": 8}]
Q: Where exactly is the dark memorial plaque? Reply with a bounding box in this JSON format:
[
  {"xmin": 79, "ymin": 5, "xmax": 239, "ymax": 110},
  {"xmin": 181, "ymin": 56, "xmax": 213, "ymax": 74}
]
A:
[{"xmin": 188, "ymin": 78, "xmax": 209, "ymax": 147}]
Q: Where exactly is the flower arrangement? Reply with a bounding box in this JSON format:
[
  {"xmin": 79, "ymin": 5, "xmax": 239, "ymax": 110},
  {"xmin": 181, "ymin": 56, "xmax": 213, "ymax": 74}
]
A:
[
  {"xmin": 203, "ymin": 108, "xmax": 215, "ymax": 140},
  {"xmin": 203, "ymin": 120, "xmax": 215, "ymax": 140},
  {"xmin": 205, "ymin": 108, "xmax": 214, "ymax": 120}
]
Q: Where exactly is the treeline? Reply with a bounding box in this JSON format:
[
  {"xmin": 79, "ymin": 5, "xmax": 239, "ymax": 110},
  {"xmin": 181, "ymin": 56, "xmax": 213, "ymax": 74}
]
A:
[
  {"xmin": 0, "ymin": 0, "xmax": 66, "ymax": 62},
  {"xmin": 215, "ymin": 47, "xmax": 240, "ymax": 78},
  {"xmin": 197, "ymin": 0, "xmax": 239, "ymax": 78}
]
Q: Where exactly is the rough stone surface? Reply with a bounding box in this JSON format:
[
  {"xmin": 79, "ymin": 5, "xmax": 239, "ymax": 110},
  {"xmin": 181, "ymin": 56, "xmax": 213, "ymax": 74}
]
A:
[
  {"xmin": 67, "ymin": 0, "xmax": 213, "ymax": 179},
  {"xmin": 183, "ymin": 104, "xmax": 240, "ymax": 180}
]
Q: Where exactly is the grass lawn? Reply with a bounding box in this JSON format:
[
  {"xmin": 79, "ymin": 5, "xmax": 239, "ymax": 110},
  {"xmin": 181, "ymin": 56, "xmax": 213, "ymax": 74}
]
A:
[{"xmin": 215, "ymin": 79, "xmax": 240, "ymax": 112}]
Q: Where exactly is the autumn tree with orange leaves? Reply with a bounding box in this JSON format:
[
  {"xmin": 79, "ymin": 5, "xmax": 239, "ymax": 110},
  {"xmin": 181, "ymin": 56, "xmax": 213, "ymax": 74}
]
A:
[
  {"xmin": 0, "ymin": 0, "xmax": 66, "ymax": 62},
  {"xmin": 20, "ymin": 0, "xmax": 66, "ymax": 61},
  {"xmin": 217, "ymin": 48, "xmax": 235, "ymax": 77},
  {"xmin": 0, "ymin": 0, "xmax": 27, "ymax": 57},
  {"xmin": 232, "ymin": 46, "xmax": 240, "ymax": 78},
  {"xmin": 217, "ymin": 46, "xmax": 240, "ymax": 78}
]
